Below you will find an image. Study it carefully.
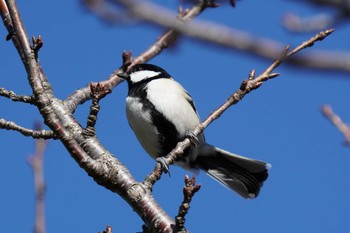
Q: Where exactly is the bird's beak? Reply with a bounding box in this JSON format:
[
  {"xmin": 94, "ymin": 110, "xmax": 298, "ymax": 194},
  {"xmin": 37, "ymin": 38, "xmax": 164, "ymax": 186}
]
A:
[{"xmin": 117, "ymin": 72, "xmax": 130, "ymax": 80}]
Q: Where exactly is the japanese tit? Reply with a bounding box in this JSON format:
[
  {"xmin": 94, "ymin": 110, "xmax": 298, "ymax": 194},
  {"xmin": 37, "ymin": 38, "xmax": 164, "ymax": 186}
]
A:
[{"xmin": 119, "ymin": 64, "xmax": 270, "ymax": 198}]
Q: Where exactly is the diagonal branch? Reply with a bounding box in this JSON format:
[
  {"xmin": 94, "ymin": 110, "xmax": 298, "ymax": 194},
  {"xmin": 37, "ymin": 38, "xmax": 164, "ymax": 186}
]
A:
[
  {"xmin": 2, "ymin": 1, "xmax": 175, "ymax": 232},
  {"xmin": 109, "ymin": 0, "xmax": 349, "ymax": 73},
  {"xmin": 143, "ymin": 29, "xmax": 334, "ymax": 185},
  {"xmin": 322, "ymin": 105, "xmax": 350, "ymax": 146},
  {"xmin": 65, "ymin": 0, "xmax": 210, "ymax": 112}
]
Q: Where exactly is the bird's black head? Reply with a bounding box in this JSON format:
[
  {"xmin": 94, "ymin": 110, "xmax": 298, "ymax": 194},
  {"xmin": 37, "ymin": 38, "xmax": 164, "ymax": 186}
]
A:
[{"xmin": 118, "ymin": 64, "xmax": 172, "ymax": 86}]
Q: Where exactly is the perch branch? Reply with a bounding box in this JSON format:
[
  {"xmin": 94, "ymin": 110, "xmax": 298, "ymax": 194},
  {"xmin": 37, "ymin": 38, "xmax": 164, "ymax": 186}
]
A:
[{"xmin": 143, "ymin": 29, "xmax": 334, "ymax": 185}]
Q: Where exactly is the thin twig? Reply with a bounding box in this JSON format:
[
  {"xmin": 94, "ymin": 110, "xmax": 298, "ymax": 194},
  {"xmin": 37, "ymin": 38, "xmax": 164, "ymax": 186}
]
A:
[
  {"xmin": 27, "ymin": 123, "xmax": 48, "ymax": 233},
  {"xmin": 175, "ymin": 175, "xmax": 201, "ymax": 233},
  {"xmin": 0, "ymin": 118, "xmax": 57, "ymax": 139},
  {"xmin": 65, "ymin": 1, "xmax": 210, "ymax": 112},
  {"xmin": 283, "ymin": 0, "xmax": 350, "ymax": 32},
  {"xmin": 322, "ymin": 105, "xmax": 350, "ymax": 146},
  {"xmin": 82, "ymin": 82, "xmax": 111, "ymax": 138},
  {"xmin": 0, "ymin": 87, "xmax": 36, "ymax": 104},
  {"xmin": 143, "ymin": 29, "xmax": 334, "ymax": 185}
]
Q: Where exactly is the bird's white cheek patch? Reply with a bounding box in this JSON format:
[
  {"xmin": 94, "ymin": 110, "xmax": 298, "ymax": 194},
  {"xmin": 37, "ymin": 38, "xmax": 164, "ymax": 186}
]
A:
[{"xmin": 130, "ymin": 70, "xmax": 161, "ymax": 83}]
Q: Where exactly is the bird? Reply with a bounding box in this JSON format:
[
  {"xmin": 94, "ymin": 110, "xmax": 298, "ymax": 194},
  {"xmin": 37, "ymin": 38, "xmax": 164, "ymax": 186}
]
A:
[{"xmin": 118, "ymin": 63, "xmax": 270, "ymax": 198}]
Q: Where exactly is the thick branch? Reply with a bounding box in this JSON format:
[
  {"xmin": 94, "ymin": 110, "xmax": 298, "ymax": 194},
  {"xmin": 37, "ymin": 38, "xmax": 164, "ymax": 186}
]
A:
[
  {"xmin": 104, "ymin": 0, "xmax": 348, "ymax": 73},
  {"xmin": 2, "ymin": 1, "xmax": 175, "ymax": 232}
]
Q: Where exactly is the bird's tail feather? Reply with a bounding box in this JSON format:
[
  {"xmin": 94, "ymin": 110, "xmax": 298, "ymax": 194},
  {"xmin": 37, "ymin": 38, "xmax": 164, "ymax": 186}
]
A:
[{"xmin": 195, "ymin": 147, "xmax": 270, "ymax": 199}]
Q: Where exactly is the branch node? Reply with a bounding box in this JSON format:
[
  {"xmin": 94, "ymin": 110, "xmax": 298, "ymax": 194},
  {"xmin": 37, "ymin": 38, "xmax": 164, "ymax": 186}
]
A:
[
  {"xmin": 99, "ymin": 225, "xmax": 112, "ymax": 233},
  {"xmin": 248, "ymin": 69, "xmax": 256, "ymax": 80},
  {"xmin": 175, "ymin": 175, "xmax": 201, "ymax": 232},
  {"xmin": 82, "ymin": 82, "xmax": 111, "ymax": 138},
  {"xmin": 32, "ymin": 35, "xmax": 43, "ymax": 58},
  {"xmin": 239, "ymin": 79, "xmax": 248, "ymax": 91},
  {"xmin": 122, "ymin": 50, "xmax": 133, "ymax": 72},
  {"xmin": 143, "ymin": 163, "xmax": 163, "ymax": 191},
  {"xmin": 6, "ymin": 28, "xmax": 14, "ymax": 41}
]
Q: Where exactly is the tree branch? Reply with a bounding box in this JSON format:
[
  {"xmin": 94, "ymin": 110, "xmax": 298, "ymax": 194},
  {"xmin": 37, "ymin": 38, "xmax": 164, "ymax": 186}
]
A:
[
  {"xmin": 27, "ymin": 123, "xmax": 48, "ymax": 233},
  {"xmin": 175, "ymin": 176, "xmax": 201, "ymax": 233},
  {"xmin": 284, "ymin": 0, "xmax": 350, "ymax": 33},
  {"xmin": 82, "ymin": 82, "xmax": 111, "ymax": 138},
  {"xmin": 65, "ymin": 0, "xmax": 210, "ymax": 113},
  {"xmin": 142, "ymin": 29, "xmax": 334, "ymax": 179},
  {"xmin": 322, "ymin": 104, "xmax": 350, "ymax": 146},
  {"xmin": 0, "ymin": 1, "xmax": 335, "ymax": 232},
  {"xmin": 0, "ymin": 118, "xmax": 57, "ymax": 139},
  {"xmin": 100, "ymin": 0, "xmax": 349, "ymax": 73},
  {"xmin": 0, "ymin": 87, "xmax": 36, "ymax": 104},
  {"xmin": 2, "ymin": 1, "xmax": 175, "ymax": 232}
]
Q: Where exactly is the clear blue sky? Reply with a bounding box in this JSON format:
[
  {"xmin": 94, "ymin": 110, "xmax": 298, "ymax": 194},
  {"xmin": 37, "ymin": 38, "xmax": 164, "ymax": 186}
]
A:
[{"xmin": 1, "ymin": 1, "xmax": 350, "ymax": 232}]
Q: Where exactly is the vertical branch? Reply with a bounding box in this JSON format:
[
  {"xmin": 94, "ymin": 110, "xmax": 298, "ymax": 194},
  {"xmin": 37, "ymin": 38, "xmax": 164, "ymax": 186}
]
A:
[
  {"xmin": 175, "ymin": 176, "xmax": 201, "ymax": 233},
  {"xmin": 28, "ymin": 123, "xmax": 48, "ymax": 233}
]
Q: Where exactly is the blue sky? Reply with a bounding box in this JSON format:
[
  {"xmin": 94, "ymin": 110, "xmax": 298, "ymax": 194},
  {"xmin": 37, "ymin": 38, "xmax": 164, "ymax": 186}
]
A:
[{"xmin": 1, "ymin": 1, "xmax": 350, "ymax": 232}]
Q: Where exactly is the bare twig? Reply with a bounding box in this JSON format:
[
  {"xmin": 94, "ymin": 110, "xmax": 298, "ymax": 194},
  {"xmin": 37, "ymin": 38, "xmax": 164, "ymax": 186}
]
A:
[
  {"xmin": 284, "ymin": 0, "xmax": 350, "ymax": 33},
  {"xmin": 284, "ymin": 13, "xmax": 334, "ymax": 32},
  {"xmin": 27, "ymin": 123, "xmax": 48, "ymax": 233},
  {"xmin": 143, "ymin": 29, "xmax": 334, "ymax": 182},
  {"xmin": 0, "ymin": 87, "xmax": 36, "ymax": 104},
  {"xmin": 322, "ymin": 105, "xmax": 350, "ymax": 146},
  {"xmin": 0, "ymin": 1, "xmax": 335, "ymax": 232},
  {"xmin": 65, "ymin": 1, "xmax": 210, "ymax": 112},
  {"xmin": 32, "ymin": 35, "xmax": 43, "ymax": 59},
  {"xmin": 175, "ymin": 176, "xmax": 201, "ymax": 233},
  {"xmin": 0, "ymin": 118, "xmax": 57, "ymax": 139},
  {"xmin": 82, "ymin": 82, "xmax": 111, "ymax": 138}
]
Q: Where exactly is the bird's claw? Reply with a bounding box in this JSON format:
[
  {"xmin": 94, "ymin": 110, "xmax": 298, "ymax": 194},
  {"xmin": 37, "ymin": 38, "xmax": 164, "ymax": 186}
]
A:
[
  {"xmin": 156, "ymin": 157, "xmax": 171, "ymax": 176},
  {"xmin": 185, "ymin": 130, "xmax": 199, "ymax": 147}
]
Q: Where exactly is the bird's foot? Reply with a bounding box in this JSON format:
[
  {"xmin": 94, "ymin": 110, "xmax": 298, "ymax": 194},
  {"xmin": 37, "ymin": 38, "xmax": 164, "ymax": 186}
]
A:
[
  {"xmin": 185, "ymin": 130, "xmax": 199, "ymax": 147},
  {"xmin": 156, "ymin": 157, "xmax": 171, "ymax": 176}
]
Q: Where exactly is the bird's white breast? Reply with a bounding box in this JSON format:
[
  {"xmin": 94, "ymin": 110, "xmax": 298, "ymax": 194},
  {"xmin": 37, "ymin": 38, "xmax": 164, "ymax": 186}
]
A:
[{"xmin": 126, "ymin": 96, "xmax": 161, "ymax": 158}]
